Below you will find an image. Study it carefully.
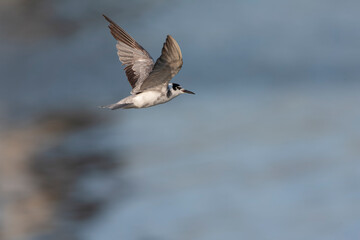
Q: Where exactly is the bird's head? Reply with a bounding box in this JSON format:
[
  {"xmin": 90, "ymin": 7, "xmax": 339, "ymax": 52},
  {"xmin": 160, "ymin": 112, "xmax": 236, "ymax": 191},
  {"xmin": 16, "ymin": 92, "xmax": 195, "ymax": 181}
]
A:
[{"xmin": 169, "ymin": 83, "xmax": 195, "ymax": 97}]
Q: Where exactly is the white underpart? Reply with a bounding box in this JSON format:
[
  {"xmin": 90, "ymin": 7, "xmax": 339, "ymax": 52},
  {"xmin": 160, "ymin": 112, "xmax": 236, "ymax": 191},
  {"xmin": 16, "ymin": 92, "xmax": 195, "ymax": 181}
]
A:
[
  {"xmin": 132, "ymin": 91, "xmax": 163, "ymax": 108},
  {"xmin": 114, "ymin": 85, "xmax": 183, "ymax": 109}
]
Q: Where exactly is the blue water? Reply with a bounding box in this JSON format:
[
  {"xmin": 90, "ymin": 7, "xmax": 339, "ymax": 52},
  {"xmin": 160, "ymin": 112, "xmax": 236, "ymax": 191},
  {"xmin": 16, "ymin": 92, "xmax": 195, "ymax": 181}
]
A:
[
  {"xmin": 81, "ymin": 86, "xmax": 360, "ymax": 240},
  {"xmin": 1, "ymin": 0, "xmax": 360, "ymax": 239}
]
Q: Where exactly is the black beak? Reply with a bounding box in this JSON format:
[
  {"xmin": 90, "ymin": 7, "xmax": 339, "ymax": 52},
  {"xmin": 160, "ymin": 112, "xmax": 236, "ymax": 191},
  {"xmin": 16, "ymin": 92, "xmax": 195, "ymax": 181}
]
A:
[{"xmin": 182, "ymin": 89, "xmax": 195, "ymax": 95}]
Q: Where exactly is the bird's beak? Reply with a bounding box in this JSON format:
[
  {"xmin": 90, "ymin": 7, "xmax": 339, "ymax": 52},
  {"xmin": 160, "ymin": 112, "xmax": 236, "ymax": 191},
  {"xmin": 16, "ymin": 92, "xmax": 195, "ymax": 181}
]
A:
[{"xmin": 182, "ymin": 89, "xmax": 195, "ymax": 95}]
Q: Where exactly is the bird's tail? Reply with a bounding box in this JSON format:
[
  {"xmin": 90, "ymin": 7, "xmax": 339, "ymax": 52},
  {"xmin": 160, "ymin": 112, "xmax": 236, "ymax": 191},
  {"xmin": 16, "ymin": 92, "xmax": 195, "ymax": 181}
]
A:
[{"xmin": 99, "ymin": 103, "xmax": 133, "ymax": 110}]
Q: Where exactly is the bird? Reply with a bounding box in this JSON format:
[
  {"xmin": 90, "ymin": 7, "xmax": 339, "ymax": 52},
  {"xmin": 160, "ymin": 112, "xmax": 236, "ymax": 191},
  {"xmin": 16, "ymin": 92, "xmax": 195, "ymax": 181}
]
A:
[{"xmin": 101, "ymin": 14, "xmax": 194, "ymax": 110}]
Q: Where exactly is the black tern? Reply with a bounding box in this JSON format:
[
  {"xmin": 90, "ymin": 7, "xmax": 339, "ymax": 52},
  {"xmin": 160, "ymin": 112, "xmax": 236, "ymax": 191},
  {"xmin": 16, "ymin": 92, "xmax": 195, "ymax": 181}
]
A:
[{"xmin": 101, "ymin": 15, "xmax": 194, "ymax": 110}]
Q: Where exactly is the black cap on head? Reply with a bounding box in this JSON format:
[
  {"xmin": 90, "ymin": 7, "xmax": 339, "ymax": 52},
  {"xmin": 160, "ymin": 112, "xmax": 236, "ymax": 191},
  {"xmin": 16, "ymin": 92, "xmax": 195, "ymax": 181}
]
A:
[{"xmin": 172, "ymin": 83, "xmax": 181, "ymax": 90}]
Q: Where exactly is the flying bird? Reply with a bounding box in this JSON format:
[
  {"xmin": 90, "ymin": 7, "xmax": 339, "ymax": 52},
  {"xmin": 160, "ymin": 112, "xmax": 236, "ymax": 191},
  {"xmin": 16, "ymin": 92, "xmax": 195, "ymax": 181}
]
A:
[{"xmin": 101, "ymin": 15, "xmax": 194, "ymax": 110}]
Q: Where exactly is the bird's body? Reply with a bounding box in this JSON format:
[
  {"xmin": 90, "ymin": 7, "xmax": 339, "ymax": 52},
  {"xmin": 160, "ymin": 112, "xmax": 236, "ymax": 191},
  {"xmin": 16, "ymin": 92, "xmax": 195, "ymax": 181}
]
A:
[
  {"xmin": 101, "ymin": 15, "xmax": 194, "ymax": 110},
  {"xmin": 106, "ymin": 84, "xmax": 184, "ymax": 109}
]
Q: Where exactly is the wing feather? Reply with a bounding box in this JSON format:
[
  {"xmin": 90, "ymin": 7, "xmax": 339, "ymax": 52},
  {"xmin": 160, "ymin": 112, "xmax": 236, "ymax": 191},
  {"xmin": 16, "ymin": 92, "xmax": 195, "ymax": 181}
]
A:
[
  {"xmin": 139, "ymin": 35, "xmax": 183, "ymax": 91},
  {"xmin": 103, "ymin": 15, "xmax": 154, "ymax": 89}
]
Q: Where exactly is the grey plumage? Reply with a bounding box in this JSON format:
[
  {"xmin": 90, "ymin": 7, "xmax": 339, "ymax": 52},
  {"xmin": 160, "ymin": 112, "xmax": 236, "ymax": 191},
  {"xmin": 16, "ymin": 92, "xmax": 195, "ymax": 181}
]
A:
[{"xmin": 103, "ymin": 15, "xmax": 154, "ymax": 93}]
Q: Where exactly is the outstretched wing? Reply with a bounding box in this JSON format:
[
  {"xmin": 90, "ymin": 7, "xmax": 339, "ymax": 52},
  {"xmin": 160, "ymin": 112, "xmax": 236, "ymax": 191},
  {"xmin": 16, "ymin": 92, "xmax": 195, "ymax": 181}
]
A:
[
  {"xmin": 103, "ymin": 15, "xmax": 154, "ymax": 90},
  {"xmin": 139, "ymin": 35, "xmax": 183, "ymax": 92}
]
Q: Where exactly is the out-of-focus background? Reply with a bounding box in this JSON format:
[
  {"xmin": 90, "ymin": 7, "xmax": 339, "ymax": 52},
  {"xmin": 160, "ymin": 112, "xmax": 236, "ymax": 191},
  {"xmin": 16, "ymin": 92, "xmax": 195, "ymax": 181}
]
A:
[{"xmin": 1, "ymin": 0, "xmax": 360, "ymax": 239}]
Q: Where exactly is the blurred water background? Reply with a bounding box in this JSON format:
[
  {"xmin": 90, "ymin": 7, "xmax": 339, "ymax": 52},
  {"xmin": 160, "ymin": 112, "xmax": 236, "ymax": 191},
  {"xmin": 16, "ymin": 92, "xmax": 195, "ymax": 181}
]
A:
[{"xmin": 1, "ymin": 0, "xmax": 360, "ymax": 240}]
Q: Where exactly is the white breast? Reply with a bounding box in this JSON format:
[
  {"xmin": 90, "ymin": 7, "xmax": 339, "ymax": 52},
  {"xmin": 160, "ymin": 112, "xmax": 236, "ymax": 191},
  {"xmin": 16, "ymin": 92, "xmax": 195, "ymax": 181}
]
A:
[{"xmin": 132, "ymin": 91, "xmax": 167, "ymax": 108}]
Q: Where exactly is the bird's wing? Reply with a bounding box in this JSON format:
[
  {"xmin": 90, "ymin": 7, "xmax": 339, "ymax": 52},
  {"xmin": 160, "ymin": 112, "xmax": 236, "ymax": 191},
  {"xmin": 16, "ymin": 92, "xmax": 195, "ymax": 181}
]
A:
[
  {"xmin": 138, "ymin": 35, "xmax": 183, "ymax": 92},
  {"xmin": 103, "ymin": 15, "xmax": 154, "ymax": 90}
]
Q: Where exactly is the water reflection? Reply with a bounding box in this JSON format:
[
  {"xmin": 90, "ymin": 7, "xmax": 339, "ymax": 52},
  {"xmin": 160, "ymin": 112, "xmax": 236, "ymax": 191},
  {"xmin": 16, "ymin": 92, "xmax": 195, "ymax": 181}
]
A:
[{"xmin": 0, "ymin": 110, "xmax": 128, "ymax": 240}]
